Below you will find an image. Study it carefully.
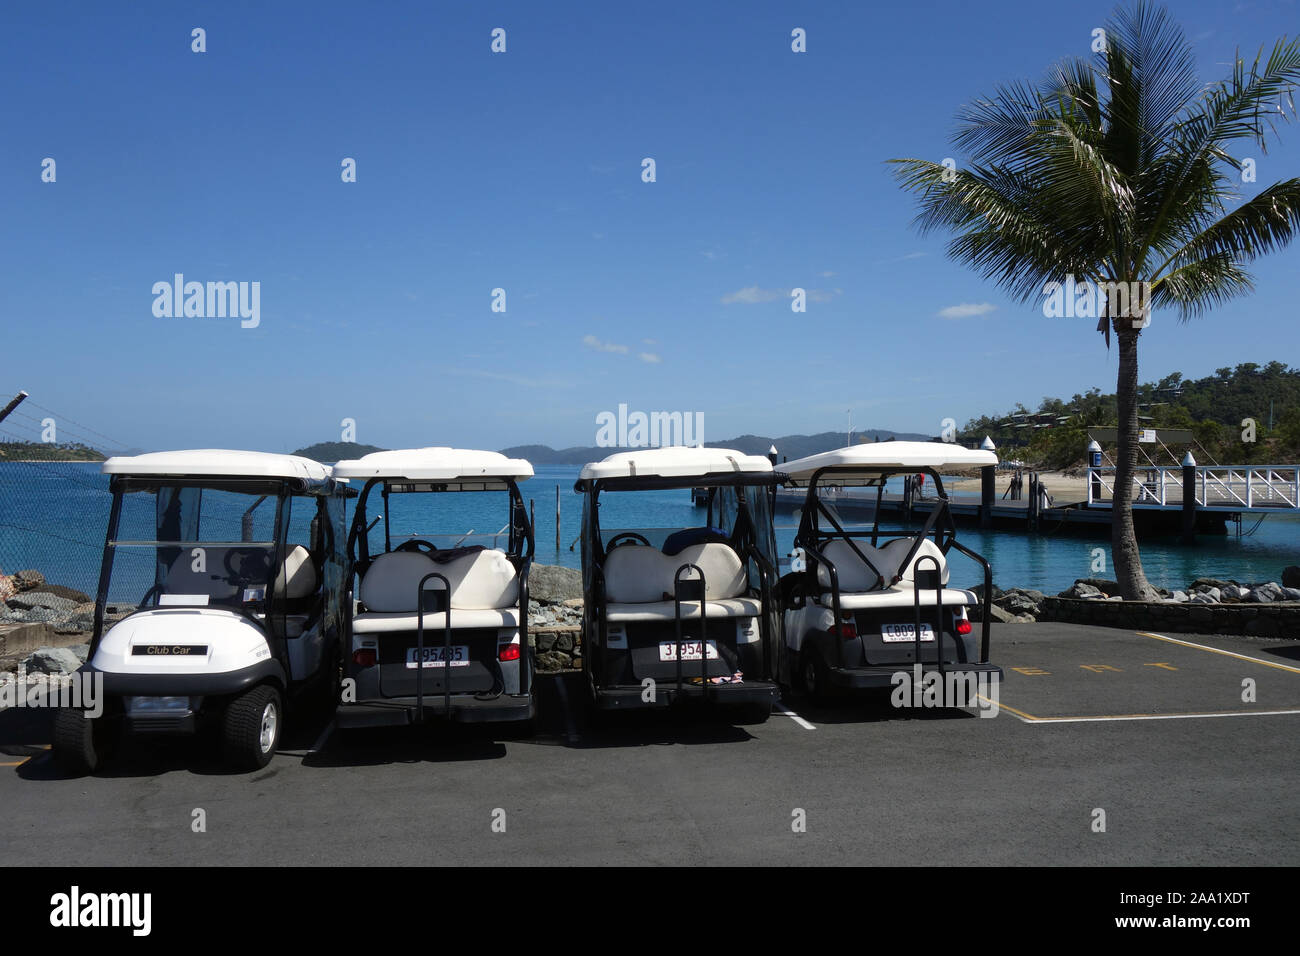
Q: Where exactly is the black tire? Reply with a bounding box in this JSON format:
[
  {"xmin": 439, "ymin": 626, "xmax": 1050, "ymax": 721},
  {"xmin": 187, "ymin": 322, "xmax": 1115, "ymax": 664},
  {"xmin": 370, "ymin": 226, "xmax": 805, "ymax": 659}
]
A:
[
  {"xmin": 800, "ymin": 650, "xmax": 829, "ymax": 703},
  {"xmin": 220, "ymin": 685, "xmax": 282, "ymax": 770},
  {"xmin": 52, "ymin": 707, "xmax": 117, "ymax": 775}
]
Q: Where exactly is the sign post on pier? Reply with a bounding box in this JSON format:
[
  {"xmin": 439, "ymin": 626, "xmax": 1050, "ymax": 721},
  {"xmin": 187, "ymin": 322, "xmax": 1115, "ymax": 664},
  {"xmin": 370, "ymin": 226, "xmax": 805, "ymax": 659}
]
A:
[
  {"xmin": 1181, "ymin": 451, "xmax": 1198, "ymax": 545},
  {"xmin": 980, "ymin": 436, "xmax": 996, "ymax": 529}
]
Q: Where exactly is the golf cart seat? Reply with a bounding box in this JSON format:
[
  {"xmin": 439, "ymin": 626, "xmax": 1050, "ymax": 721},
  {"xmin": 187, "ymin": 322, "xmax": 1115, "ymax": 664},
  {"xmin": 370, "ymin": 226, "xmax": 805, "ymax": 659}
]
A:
[
  {"xmin": 352, "ymin": 548, "xmax": 522, "ymax": 633},
  {"xmin": 810, "ymin": 536, "xmax": 971, "ymax": 608},
  {"xmin": 603, "ymin": 542, "xmax": 760, "ymax": 622}
]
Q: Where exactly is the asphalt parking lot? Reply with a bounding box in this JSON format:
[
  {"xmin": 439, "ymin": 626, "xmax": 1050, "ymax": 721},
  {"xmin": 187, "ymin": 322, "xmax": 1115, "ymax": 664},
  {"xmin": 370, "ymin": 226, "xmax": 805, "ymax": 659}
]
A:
[{"xmin": 2, "ymin": 622, "xmax": 1298, "ymax": 866}]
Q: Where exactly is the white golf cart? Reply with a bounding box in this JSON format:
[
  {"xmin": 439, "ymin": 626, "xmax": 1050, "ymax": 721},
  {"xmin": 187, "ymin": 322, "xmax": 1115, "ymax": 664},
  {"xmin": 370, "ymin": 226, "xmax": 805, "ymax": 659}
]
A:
[
  {"xmin": 53, "ymin": 450, "xmax": 349, "ymax": 773},
  {"xmin": 576, "ymin": 446, "xmax": 783, "ymax": 721},
  {"xmin": 332, "ymin": 448, "xmax": 536, "ymax": 728},
  {"xmin": 779, "ymin": 442, "xmax": 1001, "ymax": 702}
]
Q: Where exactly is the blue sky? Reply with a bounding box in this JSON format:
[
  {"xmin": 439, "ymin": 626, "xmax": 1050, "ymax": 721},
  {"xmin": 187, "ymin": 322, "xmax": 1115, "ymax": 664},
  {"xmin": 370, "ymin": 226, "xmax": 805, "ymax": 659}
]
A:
[{"xmin": 1, "ymin": 0, "xmax": 1297, "ymax": 455}]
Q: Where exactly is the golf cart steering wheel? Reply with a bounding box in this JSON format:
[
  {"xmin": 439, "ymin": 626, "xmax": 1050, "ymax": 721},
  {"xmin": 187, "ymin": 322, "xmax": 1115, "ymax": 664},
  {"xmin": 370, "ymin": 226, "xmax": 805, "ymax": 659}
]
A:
[
  {"xmin": 394, "ymin": 539, "xmax": 439, "ymax": 555},
  {"xmin": 607, "ymin": 532, "xmax": 652, "ymax": 549},
  {"xmin": 137, "ymin": 584, "xmax": 164, "ymax": 609}
]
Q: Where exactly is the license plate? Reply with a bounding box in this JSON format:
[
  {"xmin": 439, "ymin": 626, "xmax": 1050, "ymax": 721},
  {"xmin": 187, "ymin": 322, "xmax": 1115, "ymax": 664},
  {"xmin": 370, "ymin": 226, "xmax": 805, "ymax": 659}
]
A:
[
  {"xmin": 405, "ymin": 646, "xmax": 470, "ymax": 668},
  {"xmin": 881, "ymin": 623, "xmax": 936, "ymax": 643},
  {"xmin": 658, "ymin": 640, "xmax": 719, "ymax": 662}
]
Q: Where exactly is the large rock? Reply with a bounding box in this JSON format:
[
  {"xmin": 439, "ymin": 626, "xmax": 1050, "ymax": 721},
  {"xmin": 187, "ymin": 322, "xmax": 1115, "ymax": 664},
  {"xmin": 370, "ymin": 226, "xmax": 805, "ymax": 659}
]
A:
[
  {"xmin": 12, "ymin": 570, "xmax": 45, "ymax": 592},
  {"xmin": 1189, "ymin": 591, "xmax": 1218, "ymax": 604},
  {"xmin": 1247, "ymin": 582, "xmax": 1284, "ymax": 603},
  {"xmin": 1074, "ymin": 578, "xmax": 1119, "ymax": 596},
  {"xmin": 22, "ymin": 646, "xmax": 84, "ymax": 675},
  {"xmin": 535, "ymin": 650, "xmax": 571, "ymax": 672},
  {"xmin": 1281, "ymin": 566, "xmax": 1300, "ymax": 589},
  {"xmin": 7, "ymin": 593, "xmax": 78, "ymax": 613},
  {"xmin": 1190, "ymin": 577, "xmax": 1238, "ymax": 592},
  {"xmin": 1282, "ymin": 587, "xmax": 1300, "ymax": 602},
  {"xmin": 1191, "ymin": 585, "xmax": 1222, "ymax": 602},
  {"xmin": 1061, "ymin": 582, "xmax": 1104, "ymax": 600},
  {"xmin": 987, "ymin": 603, "xmax": 1016, "ymax": 623},
  {"xmin": 29, "ymin": 584, "xmax": 92, "ymax": 604},
  {"xmin": 528, "ymin": 564, "xmax": 583, "ymax": 603},
  {"xmin": 996, "ymin": 589, "xmax": 1043, "ymax": 617}
]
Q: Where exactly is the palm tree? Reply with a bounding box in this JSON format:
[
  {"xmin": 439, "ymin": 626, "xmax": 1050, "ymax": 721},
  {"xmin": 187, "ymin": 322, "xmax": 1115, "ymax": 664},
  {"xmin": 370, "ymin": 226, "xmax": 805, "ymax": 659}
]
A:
[{"xmin": 890, "ymin": 1, "xmax": 1300, "ymax": 599}]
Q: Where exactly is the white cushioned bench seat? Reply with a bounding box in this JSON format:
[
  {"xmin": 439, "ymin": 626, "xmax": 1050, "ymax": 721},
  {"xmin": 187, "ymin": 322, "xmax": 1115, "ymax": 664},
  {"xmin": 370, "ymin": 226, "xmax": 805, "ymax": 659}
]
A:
[
  {"xmin": 352, "ymin": 608, "xmax": 521, "ymax": 633},
  {"xmin": 605, "ymin": 597, "xmax": 763, "ymax": 623},
  {"xmin": 604, "ymin": 542, "xmax": 747, "ymax": 604},
  {"xmin": 817, "ymin": 587, "xmax": 975, "ymax": 610},
  {"xmin": 359, "ymin": 548, "xmax": 519, "ymax": 613}
]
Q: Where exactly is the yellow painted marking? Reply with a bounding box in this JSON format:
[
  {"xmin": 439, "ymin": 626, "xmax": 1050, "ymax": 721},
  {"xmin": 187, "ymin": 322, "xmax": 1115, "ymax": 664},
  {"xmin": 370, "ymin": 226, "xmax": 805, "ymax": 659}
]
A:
[
  {"xmin": 1136, "ymin": 632, "xmax": 1300, "ymax": 675},
  {"xmin": 1143, "ymin": 662, "xmax": 1178, "ymax": 670},
  {"xmin": 1080, "ymin": 664, "xmax": 1123, "ymax": 673},
  {"xmin": 0, "ymin": 760, "xmax": 28, "ymax": 767},
  {"xmin": 1010, "ymin": 666, "xmax": 1051, "ymax": 676},
  {"xmin": 975, "ymin": 695, "xmax": 1300, "ymax": 724}
]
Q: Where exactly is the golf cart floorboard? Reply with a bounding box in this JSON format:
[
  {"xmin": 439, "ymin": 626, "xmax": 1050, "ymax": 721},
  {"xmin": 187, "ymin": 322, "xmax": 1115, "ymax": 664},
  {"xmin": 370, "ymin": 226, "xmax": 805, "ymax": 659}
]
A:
[
  {"xmin": 595, "ymin": 680, "xmax": 780, "ymax": 710},
  {"xmin": 826, "ymin": 661, "xmax": 1003, "ymax": 689},
  {"xmin": 336, "ymin": 694, "xmax": 535, "ymax": 727}
]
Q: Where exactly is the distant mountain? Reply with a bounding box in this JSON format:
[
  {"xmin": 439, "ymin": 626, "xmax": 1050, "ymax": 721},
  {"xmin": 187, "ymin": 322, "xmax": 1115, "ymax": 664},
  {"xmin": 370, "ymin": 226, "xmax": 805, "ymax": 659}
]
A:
[
  {"xmin": 500, "ymin": 429, "xmax": 933, "ymax": 465},
  {"xmin": 291, "ymin": 441, "xmax": 386, "ymax": 462},
  {"xmin": 0, "ymin": 441, "xmax": 106, "ymax": 461}
]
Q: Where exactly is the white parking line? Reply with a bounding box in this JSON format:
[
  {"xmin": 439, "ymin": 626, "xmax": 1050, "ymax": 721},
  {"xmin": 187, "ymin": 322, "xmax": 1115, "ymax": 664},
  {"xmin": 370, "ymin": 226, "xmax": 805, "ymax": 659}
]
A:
[
  {"xmin": 1014, "ymin": 708, "xmax": 1300, "ymax": 725},
  {"xmin": 775, "ymin": 704, "xmax": 816, "ymax": 730}
]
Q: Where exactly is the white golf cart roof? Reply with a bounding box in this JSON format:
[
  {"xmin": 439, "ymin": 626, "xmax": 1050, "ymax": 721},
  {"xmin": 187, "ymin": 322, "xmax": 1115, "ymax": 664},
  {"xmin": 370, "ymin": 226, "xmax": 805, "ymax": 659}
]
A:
[
  {"xmin": 579, "ymin": 446, "xmax": 774, "ymax": 481},
  {"xmin": 332, "ymin": 447, "xmax": 533, "ymax": 484},
  {"xmin": 782, "ymin": 441, "xmax": 998, "ymax": 486},
  {"xmin": 102, "ymin": 449, "xmax": 332, "ymax": 483}
]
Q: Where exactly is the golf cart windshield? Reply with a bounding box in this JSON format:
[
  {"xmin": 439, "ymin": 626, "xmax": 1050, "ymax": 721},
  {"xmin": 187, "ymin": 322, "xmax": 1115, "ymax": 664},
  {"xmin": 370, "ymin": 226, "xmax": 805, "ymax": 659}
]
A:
[{"xmin": 106, "ymin": 484, "xmax": 280, "ymax": 609}]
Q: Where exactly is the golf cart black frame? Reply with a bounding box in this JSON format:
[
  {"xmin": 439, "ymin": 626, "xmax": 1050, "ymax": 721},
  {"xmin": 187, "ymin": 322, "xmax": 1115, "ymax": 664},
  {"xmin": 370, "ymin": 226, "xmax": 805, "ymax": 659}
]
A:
[
  {"xmin": 786, "ymin": 466, "xmax": 997, "ymax": 694},
  {"xmin": 576, "ymin": 470, "xmax": 785, "ymax": 710},
  {"xmin": 339, "ymin": 474, "xmax": 535, "ymax": 725},
  {"xmin": 83, "ymin": 473, "xmax": 350, "ymax": 710}
]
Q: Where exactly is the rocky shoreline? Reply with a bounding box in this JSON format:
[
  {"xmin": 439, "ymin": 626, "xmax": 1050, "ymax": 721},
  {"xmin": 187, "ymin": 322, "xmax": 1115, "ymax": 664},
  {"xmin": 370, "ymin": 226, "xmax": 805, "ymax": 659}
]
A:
[{"xmin": 6, "ymin": 562, "xmax": 1298, "ymax": 687}]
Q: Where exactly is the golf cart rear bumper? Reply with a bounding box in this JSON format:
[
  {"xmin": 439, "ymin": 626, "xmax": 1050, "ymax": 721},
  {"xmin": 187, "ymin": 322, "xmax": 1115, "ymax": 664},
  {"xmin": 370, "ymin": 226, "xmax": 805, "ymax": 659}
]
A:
[
  {"xmin": 594, "ymin": 680, "xmax": 780, "ymax": 710},
  {"xmin": 82, "ymin": 660, "xmax": 286, "ymax": 698},
  {"xmin": 335, "ymin": 694, "xmax": 535, "ymax": 727},
  {"xmin": 827, "ymin": 661, "xmax": 1003, "ymax": 689}
]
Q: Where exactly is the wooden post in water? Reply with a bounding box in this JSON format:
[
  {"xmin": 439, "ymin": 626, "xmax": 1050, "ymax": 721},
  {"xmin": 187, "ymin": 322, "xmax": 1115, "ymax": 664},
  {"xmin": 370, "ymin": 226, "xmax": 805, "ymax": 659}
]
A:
[
  {"xmin": 529, "ymin": 498, "xmax": 535, "ymax": 540},
  {"xmin": 1181, "ymin": 452, "xmax": 1198, "ymax": 545},
  {"xmin": 1027, "ymin": 472, "xmax": 1039, "ymax": 532},
  {"xmin": 555, "ymin": 486, "xmax": 561, "ymax": 552}
]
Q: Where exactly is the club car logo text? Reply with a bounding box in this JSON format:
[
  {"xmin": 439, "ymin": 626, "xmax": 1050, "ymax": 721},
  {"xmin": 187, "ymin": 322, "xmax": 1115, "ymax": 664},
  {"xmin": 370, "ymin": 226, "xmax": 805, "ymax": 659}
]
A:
[
  {"xmin": 49, "ymin": 886, "xmax": 151, "ymax": 937},
  {"xmin": 151, "ymin": 274, "xmax": 261, "ymax": 328},
  {"xmin": 0, "ymin": 667, "xmax": 103, "ymax": 718},
  {"xmin": 596, "ymin": 403, "xmax": 704, "ymax": 448},
  {"xmin": 131, "ymin": 645, "xmax": 208, "ymax": 656}
]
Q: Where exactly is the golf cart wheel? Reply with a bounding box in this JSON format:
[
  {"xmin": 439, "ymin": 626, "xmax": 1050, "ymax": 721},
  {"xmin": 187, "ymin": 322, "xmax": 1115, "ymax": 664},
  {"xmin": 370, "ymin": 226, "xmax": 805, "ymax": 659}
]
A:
[
  {"xmin": 221, "ymin": 685, "xmax": 282, "ymax": 770},
  {"xmin": 52, "ymin": 707, "xmax": 116, "ymax": 775},
  {"xmin": 800, "ymin": 651, "xmax": 828, "ymax": 703}
]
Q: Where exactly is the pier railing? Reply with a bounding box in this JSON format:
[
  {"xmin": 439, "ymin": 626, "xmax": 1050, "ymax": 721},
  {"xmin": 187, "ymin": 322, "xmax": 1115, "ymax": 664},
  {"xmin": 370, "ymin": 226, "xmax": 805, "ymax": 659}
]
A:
[{"xmin": 1087, "ymin": 465, "xmax": 1300, "ymax": 510}]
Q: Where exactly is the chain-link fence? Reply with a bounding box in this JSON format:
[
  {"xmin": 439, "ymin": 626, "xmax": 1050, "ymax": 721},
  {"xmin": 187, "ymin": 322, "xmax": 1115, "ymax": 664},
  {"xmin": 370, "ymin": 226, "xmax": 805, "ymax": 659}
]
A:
[{"xmin": 0, "ymin": 456, "xmax": 114, "ymax": 637}]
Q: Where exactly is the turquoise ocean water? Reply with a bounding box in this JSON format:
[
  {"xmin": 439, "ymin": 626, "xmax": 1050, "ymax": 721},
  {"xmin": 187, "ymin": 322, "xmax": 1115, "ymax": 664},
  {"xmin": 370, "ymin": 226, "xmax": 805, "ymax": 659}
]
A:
[{"xmin": 1, "ymin": 462, "xmax": 1295, "ymax": 596}]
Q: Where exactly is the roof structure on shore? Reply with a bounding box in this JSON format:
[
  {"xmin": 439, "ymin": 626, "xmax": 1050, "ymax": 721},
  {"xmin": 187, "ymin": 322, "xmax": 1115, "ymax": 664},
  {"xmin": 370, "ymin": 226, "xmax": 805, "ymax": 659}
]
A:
[{"xmin": 781, "ymin": 442, "xmax": 998, "ymax": 485}]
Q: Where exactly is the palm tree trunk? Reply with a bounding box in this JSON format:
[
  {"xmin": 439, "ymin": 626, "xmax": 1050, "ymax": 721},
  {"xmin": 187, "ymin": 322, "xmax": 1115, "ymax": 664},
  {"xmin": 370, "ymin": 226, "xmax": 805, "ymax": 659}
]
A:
[{"xmin": 1112, "ymin": 326, "xmax": 1157, "ymax": 600}]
